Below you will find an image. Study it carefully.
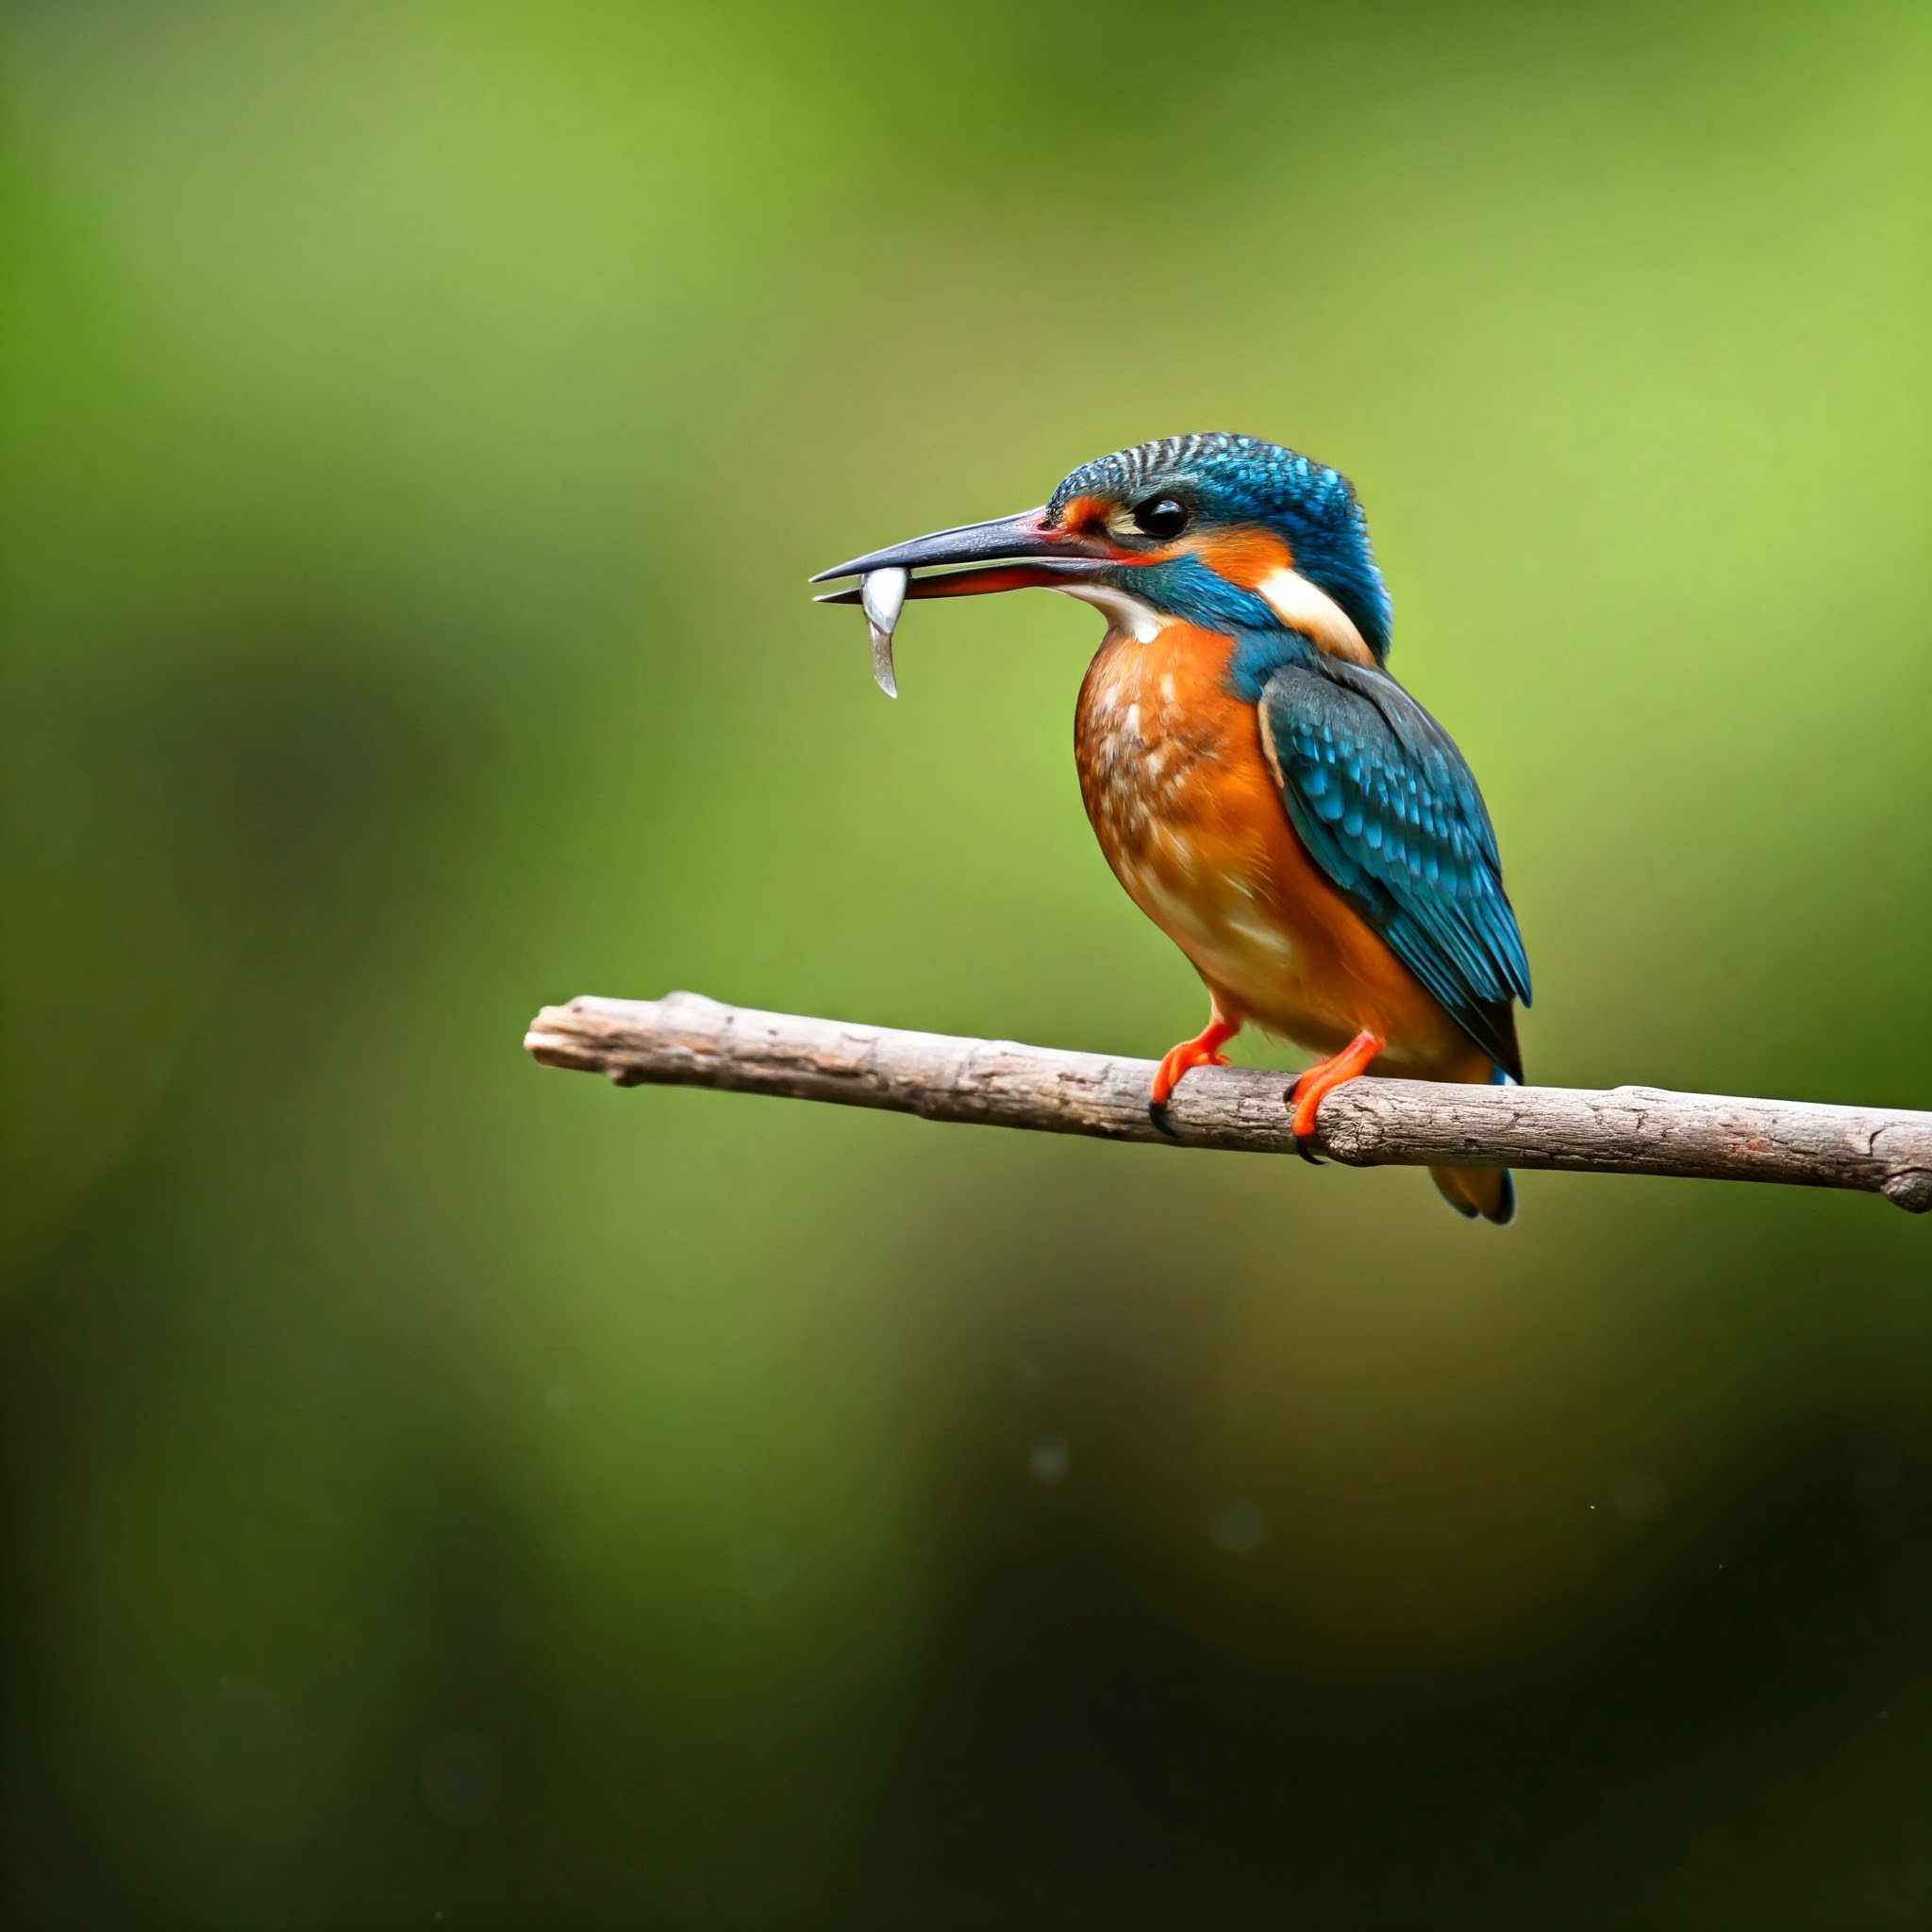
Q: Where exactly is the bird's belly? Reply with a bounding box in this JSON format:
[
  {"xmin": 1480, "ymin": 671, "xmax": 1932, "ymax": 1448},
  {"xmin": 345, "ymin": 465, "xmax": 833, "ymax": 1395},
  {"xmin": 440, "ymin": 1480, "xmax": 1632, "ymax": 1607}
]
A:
[
  {"xmin": 1075, "ymin": 630, "xmax": 1310, "ymax": 1008},
  {"xmin": 1074, "ymin": 627, "xmax": 1470, "ymax": 1068}
]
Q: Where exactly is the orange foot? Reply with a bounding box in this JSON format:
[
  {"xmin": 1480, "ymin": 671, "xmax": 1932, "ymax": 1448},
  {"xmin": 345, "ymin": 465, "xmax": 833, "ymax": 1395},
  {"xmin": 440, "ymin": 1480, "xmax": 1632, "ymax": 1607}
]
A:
[
  {"xmin": 1284, "ymin": 1031, "xmax": 1385, "ymax": 1163},
  {"xmin": 1148, "ymin": 1008, "xmax": 1241, "ymax": 1131}
]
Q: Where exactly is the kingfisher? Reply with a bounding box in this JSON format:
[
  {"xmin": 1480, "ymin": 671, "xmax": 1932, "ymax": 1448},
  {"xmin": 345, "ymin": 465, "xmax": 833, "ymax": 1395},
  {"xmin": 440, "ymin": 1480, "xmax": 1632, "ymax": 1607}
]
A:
[{"xmin": 812, "ymin": 433, "xmax": 1530, "ymax": 1222}]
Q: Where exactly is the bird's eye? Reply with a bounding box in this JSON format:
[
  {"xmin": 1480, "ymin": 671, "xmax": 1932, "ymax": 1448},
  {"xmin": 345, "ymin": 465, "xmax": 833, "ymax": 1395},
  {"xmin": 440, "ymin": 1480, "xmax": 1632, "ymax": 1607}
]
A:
[{"xmin": 1132, "ymin": 495, "xmax": 1190, "ymax": 541}]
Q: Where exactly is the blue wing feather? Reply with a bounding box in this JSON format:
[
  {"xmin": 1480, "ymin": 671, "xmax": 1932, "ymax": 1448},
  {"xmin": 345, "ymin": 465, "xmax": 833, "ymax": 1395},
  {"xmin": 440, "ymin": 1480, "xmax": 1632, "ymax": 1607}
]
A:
[{"xmin": 1256, "ymin": 656, "xmax": 1530, "ymax": 1078}]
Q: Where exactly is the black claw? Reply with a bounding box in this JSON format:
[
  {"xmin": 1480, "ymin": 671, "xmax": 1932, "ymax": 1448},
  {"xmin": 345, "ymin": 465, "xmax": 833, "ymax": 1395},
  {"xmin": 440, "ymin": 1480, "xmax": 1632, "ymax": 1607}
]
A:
[
  {"xmin": 1282, "ymin": 1080, "xmax": 1324, "ymax": 1163},
  {"xmin": 1148, "ymin": 1098, "xmax": 1181, "ymax": 1141}
]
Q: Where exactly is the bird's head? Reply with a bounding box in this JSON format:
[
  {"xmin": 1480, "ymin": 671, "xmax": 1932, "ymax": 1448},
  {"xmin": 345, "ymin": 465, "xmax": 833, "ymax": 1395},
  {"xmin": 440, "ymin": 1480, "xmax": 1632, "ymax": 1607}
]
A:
[{"xmin": 813, "ymin": 432, "xmax": 1391, "ymax": 666}]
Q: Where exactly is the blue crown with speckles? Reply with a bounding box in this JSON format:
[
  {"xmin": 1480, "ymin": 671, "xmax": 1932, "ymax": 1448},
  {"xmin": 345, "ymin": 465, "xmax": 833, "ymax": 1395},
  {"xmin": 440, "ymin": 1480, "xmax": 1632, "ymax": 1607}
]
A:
[{"xmin": 1048, "ymin": 433, "xmax": 1393, "ymax": 664}]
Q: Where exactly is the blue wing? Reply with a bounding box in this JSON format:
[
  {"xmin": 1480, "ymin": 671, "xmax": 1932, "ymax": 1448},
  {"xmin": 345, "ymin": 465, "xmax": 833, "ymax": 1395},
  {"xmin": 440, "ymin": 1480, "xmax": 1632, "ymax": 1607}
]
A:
[{"xmin": 1257, "ymin": 658, "xmax": 1530, "ymax": 1078}]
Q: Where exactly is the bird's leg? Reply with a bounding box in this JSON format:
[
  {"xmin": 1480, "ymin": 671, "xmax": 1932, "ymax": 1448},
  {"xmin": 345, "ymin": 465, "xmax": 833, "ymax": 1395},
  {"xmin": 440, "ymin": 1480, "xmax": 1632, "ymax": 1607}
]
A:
[
  {"xmin": 1148, "ymin": 999, "xmax": 1242, "ymax": 1131},
  {"xmin": 1283, "ymin": 1031, "xmax": 1384, "ymax": 1163}
]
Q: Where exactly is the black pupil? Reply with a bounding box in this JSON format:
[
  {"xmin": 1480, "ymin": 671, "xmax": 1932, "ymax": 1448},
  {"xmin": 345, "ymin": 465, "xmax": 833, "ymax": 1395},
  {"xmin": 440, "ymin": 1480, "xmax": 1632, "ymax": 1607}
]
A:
[{"xmin": 1134, "ymin": 496, "xmax": 1189, "ymax": 540}]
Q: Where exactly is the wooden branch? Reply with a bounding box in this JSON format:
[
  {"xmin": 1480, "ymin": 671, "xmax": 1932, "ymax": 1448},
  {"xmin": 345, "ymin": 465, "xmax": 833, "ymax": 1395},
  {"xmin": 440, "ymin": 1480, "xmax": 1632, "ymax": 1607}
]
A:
[{"xmin": 524, "ymin": 991, "xmax": 1932, "ymax": 1212}]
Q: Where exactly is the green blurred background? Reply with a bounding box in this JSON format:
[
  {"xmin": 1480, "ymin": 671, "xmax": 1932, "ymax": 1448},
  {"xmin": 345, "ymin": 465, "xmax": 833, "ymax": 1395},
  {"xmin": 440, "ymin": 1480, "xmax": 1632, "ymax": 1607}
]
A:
[{"xmin": 2, "ymin": 2, "xmax": 1928, "ymax": 1924}]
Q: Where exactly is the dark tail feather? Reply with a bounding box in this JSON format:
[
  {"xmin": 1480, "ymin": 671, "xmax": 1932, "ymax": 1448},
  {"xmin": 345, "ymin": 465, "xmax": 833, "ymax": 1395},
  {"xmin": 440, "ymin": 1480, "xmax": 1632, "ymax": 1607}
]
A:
[
  {"xmin": 1430, "ymin": 1060, "xmax": 1517, "ymax": 1224},
  {"xmin": 1431, "ymin": 1163, "xmax": 1516, "ymax": 1224}
]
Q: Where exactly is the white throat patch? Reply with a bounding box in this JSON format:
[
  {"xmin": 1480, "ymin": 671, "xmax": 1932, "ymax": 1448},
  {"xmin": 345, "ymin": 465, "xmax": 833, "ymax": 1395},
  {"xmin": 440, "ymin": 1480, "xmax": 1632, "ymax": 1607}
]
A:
[
  {"xmin": 1055, "ymin": 581, "xmax": 1167, "ymax": 644},
  {"xmin": 1255, "ymin": 567, "xmax": 1374, "ymax": 664}
]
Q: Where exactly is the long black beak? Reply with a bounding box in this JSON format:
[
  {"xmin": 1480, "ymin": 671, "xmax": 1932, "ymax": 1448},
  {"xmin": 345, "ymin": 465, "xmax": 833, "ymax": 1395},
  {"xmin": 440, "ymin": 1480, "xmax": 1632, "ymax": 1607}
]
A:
[{"xmin": 809, "ymin": 508, "xmax": 1109, "ymax": 605}]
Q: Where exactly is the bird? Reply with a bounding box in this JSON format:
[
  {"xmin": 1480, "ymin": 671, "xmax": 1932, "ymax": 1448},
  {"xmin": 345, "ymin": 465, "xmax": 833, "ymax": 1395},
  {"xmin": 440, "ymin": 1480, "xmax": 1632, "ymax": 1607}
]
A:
[{"xmin": 811, "ymin": 433, "xmax": 1530, "ymax": 1222}]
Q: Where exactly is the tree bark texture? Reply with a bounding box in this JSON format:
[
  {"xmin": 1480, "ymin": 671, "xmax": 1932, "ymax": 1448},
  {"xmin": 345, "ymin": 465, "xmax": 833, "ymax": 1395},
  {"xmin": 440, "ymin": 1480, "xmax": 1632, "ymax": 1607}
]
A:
[{"xmin": 525, "ymin": 991, "xmax": 1932, "ymax": 1212}]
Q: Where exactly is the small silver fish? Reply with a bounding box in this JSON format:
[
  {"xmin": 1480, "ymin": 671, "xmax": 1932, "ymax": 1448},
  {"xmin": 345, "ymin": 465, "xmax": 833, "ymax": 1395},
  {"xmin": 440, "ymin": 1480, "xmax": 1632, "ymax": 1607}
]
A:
[{"xmin": 860, "ymin": 566, "xmax": 908, "ymax": 698}]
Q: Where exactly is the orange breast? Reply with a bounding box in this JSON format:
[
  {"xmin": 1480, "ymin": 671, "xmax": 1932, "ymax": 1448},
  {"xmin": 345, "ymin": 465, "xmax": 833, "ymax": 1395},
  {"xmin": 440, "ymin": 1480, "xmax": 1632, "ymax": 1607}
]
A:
[{"xmin": 1074, "ymin": 625, "xmax": 1480, "ymax": 1074}]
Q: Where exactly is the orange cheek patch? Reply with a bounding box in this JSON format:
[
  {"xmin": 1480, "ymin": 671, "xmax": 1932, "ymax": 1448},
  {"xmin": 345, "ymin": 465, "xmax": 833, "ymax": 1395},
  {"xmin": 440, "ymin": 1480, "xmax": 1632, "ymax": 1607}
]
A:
[
  {"xmin": 1191, "ymin": 528, "xmax": 1297, "ymax": 590},
  {"xmin": 1055, "ymin": 494, "xmax": 1114, "ymax": 538}
]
